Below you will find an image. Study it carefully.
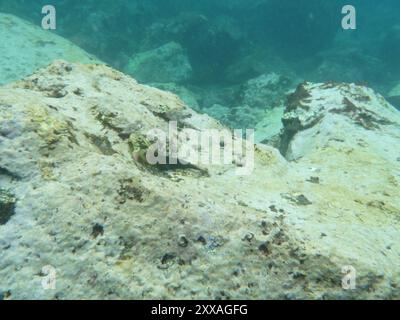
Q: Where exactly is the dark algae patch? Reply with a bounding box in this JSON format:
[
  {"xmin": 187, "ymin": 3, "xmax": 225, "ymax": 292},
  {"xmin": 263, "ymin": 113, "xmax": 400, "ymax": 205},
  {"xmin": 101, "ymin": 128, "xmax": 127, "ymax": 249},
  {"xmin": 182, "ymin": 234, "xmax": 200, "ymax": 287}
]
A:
[{"xmin": 0, "ymin": 189, "xmax": 16, "ymax": 225}]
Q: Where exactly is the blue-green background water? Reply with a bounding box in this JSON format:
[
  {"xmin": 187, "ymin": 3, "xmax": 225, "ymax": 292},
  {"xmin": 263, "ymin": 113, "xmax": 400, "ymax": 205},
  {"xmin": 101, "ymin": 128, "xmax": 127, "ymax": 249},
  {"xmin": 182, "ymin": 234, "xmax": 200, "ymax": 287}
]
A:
[
  {"xmin": 1, "ymin": 1, "xmax": 400, "ymax": 117},
  {"xmin": 1, "ymin": 1, "xmax": 400, "ymax": 300}
]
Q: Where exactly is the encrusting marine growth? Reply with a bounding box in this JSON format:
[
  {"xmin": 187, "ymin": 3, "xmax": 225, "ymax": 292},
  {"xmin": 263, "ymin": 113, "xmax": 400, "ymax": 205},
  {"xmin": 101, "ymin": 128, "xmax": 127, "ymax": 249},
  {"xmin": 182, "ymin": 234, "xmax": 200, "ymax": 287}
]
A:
[{"xmin": 0, "ymin": 60, "xmax": 399, "ymax": 299}]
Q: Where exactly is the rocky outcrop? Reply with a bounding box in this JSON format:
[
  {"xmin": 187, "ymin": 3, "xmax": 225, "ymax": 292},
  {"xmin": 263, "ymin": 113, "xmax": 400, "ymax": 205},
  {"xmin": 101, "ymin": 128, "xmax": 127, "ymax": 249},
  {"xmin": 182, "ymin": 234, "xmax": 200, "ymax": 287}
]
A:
[
  {"xmin": 0, "ymin": 62, "xmax": 399, "ymax": 299},
  {"xmin": 124, "ymin": 42, "xmax": 193, "ymax": 84},
  {"xmin": 0, "ymin": 13, "xmax": 99, "ymax": 85},
  {"xmin": 279, "ymin": 82, "xmax": 400, "ymax": 160}
]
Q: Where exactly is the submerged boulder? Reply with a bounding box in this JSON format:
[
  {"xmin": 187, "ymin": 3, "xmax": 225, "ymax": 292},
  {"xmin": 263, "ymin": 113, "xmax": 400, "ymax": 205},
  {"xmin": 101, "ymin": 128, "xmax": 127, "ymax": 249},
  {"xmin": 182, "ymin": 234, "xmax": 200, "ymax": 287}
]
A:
[
  {"xmin": 0, "ymin": 13, "xmax": 99, "ymax": 85},
  {"xmin": 0, "ymin": 61, "xmax": 399, "ymax": 299},
  {"xmin": 124, "ymin": 42, "xmax": 193, "ymax": 84},
  {"xmin": 279, "ymin": 81, "xmax": 400, "ymax": 160}
]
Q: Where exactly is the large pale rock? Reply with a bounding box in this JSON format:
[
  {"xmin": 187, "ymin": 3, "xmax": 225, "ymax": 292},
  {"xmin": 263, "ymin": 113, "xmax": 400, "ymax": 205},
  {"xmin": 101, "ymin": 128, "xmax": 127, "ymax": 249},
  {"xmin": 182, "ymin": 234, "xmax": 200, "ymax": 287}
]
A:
[
  {"xmin": 124, "ymin": 42, "xmax": 193, "ymax": 84},
  {"xmin": 276, "ymin": 82, "xmax": 400, "ymax": 299},
  {"xmin": 0, "ymin": 62, "xmax": 399, "ymax": 299},
  {"xmin": 279, "ymin": 82, "xmax": 400, "ymax": 161},
  {"xmin": 0, "ymin": 13, "xmax": 99, "ymax": 85}
]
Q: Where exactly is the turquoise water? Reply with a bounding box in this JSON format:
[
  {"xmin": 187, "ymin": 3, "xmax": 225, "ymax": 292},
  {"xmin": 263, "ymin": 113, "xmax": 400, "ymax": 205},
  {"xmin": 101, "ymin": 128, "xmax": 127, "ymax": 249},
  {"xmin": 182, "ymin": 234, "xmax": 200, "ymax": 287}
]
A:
[
  {"xmin": 0, "ymin": 0, "xmax": 400, "ymax": 128},
  {"xmin": 1, "ymin": 1, "xmax": 399, "ymax": 108}
]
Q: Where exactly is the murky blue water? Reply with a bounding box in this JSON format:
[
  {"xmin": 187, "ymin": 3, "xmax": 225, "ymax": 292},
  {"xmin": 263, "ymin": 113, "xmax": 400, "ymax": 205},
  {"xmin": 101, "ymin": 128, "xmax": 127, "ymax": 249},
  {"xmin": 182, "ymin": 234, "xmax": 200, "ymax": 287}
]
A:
[{"xmin": 1, "ymin": 1, "xmax": 399, "ymax": 92}]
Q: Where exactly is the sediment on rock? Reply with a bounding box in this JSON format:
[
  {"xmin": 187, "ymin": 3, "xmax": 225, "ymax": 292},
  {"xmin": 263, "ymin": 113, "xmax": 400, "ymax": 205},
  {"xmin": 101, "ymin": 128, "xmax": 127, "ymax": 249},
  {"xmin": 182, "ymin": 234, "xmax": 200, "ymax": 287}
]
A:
[{"xmin": 0, "ymin": 61, "xmax": 399, "ymax": 300}]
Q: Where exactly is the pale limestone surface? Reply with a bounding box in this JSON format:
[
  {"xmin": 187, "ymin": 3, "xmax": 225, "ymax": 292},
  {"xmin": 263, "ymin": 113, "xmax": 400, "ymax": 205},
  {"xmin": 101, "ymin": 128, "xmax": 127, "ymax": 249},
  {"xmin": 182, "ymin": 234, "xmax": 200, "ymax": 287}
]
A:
[
  {"xmin": 0, "ymin": 62, "xmax": 399, "ymax": 299},
  {"xmin": 0, "ymin": 13, "xmax": 99, "ymax": 86},
  {"xmin": 254, "ymin": 107, "xmax": 285, "ymax": 143}
]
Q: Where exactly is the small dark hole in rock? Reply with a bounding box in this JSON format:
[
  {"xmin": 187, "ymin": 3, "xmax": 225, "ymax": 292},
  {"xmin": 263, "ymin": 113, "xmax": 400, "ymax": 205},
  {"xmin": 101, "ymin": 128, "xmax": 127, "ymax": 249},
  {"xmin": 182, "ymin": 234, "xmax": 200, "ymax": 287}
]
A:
[{"xmin": 91, "ymin": 223, "xmax": 104, "ymax": 238}]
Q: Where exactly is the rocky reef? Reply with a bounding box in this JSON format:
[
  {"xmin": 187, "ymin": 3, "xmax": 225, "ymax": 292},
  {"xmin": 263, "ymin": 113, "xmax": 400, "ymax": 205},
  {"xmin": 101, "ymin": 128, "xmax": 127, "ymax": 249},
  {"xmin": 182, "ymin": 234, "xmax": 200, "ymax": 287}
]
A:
[{"xmin": 0, "ymin": 60, "xmax": 399, "ymax": 299}]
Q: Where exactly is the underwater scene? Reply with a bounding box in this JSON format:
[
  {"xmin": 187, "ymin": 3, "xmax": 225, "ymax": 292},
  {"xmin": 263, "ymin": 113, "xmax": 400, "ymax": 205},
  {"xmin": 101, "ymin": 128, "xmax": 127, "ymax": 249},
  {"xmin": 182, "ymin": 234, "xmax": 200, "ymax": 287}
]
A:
[{"xmin": 0, "ymin": 0, "xmax": 399, "ymax": 301}]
